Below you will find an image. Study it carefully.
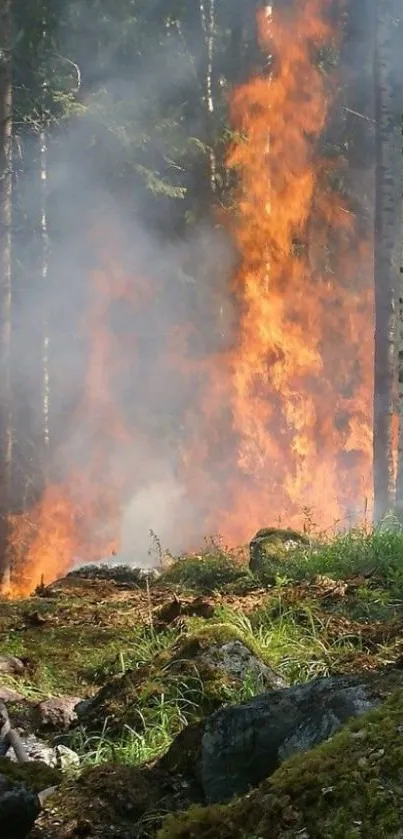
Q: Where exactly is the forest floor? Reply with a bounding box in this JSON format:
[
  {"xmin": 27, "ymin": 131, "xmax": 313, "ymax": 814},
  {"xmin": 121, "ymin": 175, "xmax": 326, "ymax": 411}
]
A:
[{"xmin": 2, "ymin": 527, "xmax": 403, "ymax": 838}]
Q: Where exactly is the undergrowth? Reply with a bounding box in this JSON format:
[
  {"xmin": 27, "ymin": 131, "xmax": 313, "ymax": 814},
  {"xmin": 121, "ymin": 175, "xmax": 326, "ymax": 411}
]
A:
[
  {"xmin": 259, "ymin": 525, "xmax": 403, "ymax": 591},
  {"xmin": 2, "ymin": 524, "xmax": 403, "ymax": 779}
]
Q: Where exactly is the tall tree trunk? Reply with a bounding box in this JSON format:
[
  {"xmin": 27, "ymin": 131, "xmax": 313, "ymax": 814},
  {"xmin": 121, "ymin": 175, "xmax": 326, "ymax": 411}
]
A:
[
  {"xmin": 394, "ymin": 23, "xmax": 403, "ymax": 513},
  {"xmin": 373, "ymin": 1, "xmax": 402, "ymax": 521},
  {"xmin": 0, "ymin": 0, "xmax": 13, "ymax": 587},
  {"xmin": 199, "ymin": 0, "xmax": 217, "ymax": 193},
  {"xmin": 39, "ymin": 129, "xmax": 50, "ymax": 450}
]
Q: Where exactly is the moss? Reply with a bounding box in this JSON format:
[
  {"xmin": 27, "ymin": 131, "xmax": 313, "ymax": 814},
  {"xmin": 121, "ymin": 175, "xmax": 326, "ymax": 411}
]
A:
[
  {"xmin": 157, "ymin": 690, "xmax": 403, "ymax": 839},
  {"xmin": 0, "ymin": 624, "xmax": 141, "ymax": 696},
  {"xmin": 159, "ymin": 555, "xmax": 252, "ymax": 593},
  {"xmin": 0, "ymin": 758, "xmax": 61, "ymax": 792}
]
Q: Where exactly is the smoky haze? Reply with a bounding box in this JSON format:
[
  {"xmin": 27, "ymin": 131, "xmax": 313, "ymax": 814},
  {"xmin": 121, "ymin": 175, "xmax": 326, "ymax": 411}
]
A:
[{"xmin": 12, "ymin": 1, "xmax": 241, "ymax": 571}]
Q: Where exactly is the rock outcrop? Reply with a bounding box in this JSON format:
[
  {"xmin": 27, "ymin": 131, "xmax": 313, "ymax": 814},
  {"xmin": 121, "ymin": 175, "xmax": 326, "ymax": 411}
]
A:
[{"xmin": 199, "ymin": 671, "xmax": 381, "ymax": 802}]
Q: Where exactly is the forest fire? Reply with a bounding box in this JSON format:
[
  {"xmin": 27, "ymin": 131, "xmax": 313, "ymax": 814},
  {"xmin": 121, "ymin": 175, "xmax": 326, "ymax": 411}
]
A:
[
  {"xmin": 214, "ymin": 0, "xmax": 374, "ymax": 541},
  {"xmin": 2, "ymin": 0, "xmax": 374, "ymax": 598}
]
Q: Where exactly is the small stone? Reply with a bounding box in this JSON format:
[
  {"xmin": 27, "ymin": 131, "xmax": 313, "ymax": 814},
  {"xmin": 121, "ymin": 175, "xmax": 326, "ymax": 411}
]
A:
[
  {"xmin": 369, "ymin": 748, "xmax": 385, "ymax": 762},
  {"xmin": 7, "ymin": 735, "xmax": 56, "ymax": 767},
  {"xmin": 351, "ymin": 729, "xmax": 368, "ymax": 740},
  {"xmin": 0, "ymin": 656, "xmax": 25, "ymax": 676},
  {"xmin": 37, "ymin": 697, "xmax": 81, "ymax": 730},
  {"xmin": 55, "ymin": 744, "xmax": 80, "ymax": 770},
  {"xmin": 0, "ymin": 686, "xmax": 24, "ymax": 703},
  {"xmin": 203, "ymin": 640, "xmax": 286, "ymax": 690}
]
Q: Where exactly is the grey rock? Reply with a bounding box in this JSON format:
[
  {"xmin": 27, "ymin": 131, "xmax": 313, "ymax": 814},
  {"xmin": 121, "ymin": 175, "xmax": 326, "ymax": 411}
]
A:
[
  {"xmin": 37, "ymin": 696, "xmax": 81, "ymax": 730},
  {"xmin": 7, "ymin": 733, "xmax": 79, "ymax": 769},
  {"xmin": 0, "ymin": 773, "xmax": 40, "ymax": 839},
  {"xmin": 54, "ymin": 744, "xmax": 80, "ymax": 770},
  {"xmin": 203, "ymin": 640, "xmax": 286, "ymax": 690},
  {"xmin": 0, "ymin": 656, "xmax": 25, "ymax": 676},
  {"xmin": 200, "ymin": 673, "xmax": 380, "ymax": 803},
  {"xmin": 74, "ymin": 697, "xmax": 93, "ymax": 718}
]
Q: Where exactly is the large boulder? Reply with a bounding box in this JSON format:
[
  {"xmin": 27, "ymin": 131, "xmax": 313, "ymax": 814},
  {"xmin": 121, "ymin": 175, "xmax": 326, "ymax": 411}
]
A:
[
  {"xmin": 157, "ymin": 690, "xmax": 403, "ymax": 839},
  {"xmin": 199, "ymin": 664, "xmax": 403, "ymax": 803}
]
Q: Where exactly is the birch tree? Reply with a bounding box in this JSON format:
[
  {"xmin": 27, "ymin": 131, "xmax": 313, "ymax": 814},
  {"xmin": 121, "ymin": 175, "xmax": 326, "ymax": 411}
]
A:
[
  {"xmin": 373, "ymin": 0, "xmax": 403, "ymax": 521},
  {"xmin": 0, "ymin": 0, "xmax": 13, "ymax": 586}
]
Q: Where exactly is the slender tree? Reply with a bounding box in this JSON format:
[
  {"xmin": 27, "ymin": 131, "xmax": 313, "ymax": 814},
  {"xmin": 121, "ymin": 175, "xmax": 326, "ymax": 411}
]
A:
[
  {"xmin": 0, "ymin": 0, "xmax": 13, "ymax": 586},
  {"xmin": 373, "ymin": 0, "xmax": 403, "ymax": 521}
]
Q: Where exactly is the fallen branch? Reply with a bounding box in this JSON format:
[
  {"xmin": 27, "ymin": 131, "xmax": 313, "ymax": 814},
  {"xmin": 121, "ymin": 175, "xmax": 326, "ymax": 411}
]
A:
[{"xmin": 0, "ymin": 701, "xmax": 29, "ymax": 763}]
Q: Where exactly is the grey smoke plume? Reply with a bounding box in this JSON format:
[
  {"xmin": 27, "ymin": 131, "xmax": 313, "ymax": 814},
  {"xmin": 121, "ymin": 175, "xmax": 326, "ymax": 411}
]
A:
[{"xmin": 12, "ymin": 3, "xmax": 240, "ymax": 573}]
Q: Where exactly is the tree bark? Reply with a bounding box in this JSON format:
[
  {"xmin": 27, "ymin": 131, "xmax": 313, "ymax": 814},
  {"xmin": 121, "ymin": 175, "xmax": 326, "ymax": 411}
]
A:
[
  {"xmin": 199, "ymin": 0, "xmax": 217, "ymax": 193},
  {"xmin": 373, "ymin": 1, "xmax": 402, "ymax": 521},
  {"xmin": 39, "ymin": 128, "xmax": 50, "ymax": 451},
  {"xmin": 0, "ymin": 0, "xmax": 13, "ymax": 587}
]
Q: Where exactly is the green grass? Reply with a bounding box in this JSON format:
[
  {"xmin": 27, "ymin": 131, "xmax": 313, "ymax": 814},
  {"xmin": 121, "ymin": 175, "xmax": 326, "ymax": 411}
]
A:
[
  {"xmin": 216, "ymin": 605, "xmax": 363, "ymax": 684},
  {"xmin": 68, "ymin": 667, "xmax": 264, "ymax": 769},
  {"xmin": 160, "ymin": 553, "xmax": 253, "ymax": 594},
  {"xmin": 6, "ymin": 524, "xmax": 403, "ymax": 839},
  {"xmin": 259, "ymin": 525, "xmax": 403, "ymax": 589},
  {"xmin": 0, "ymin": 619, "xmax": 179, "ymax": 698}
]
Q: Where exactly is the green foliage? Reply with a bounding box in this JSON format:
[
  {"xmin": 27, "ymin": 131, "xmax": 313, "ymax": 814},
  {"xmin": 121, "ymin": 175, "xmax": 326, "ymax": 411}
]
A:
[
  {"xmin": 259, "ymin": 526, "xmax": 403, "ymax": 594},
  {"xmin": 160, "ymin": 554, "xmax": 253, "ymax": 593},
  {"xmin": 4, "ymin": 526, "xmax": 403, "ymax": 837}
]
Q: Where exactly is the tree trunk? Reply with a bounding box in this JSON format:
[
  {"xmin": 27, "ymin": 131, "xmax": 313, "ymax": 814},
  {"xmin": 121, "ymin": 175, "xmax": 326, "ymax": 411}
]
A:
[
  {"xmin": 394, "ymin": 21, "xmax": 403, "ymax": 513},
  {"xmin": 39, "ymin": 128, "xmax": 50, "ymax": 450},
  {"xmin": 373, "ymin": 1, "xmax": 402, "ymax": 521},
  {"xmin": 0, "ymin": 0, "xmax": 13, "ymax": 587},
  {"xmin": 199, "ymin": 0, "xmax": 217, "ymax": 193}
]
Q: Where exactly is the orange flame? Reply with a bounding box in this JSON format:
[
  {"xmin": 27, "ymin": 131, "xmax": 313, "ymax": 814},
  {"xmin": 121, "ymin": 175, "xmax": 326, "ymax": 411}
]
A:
[
  {"xmin": 5, "ymin": 240, "xmax": 154, "ymax": 597},
  {"xmin": 182, "ymin": 0, "xmax": 373, "ymax": 541},
  {"xmin": 2, "ymin": 0, "xmax": 374, "ymax": 598}
]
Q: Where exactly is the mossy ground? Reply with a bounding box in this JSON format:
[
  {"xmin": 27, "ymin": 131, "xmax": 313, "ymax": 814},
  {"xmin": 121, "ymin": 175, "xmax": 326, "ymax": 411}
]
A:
[
  {"xmin": 0, "ymin": 758, "xmax": 61, "ymax": 793},
  {"xmin": 2, "ymin": 526, "xmax": 403, "ymax": 836}
]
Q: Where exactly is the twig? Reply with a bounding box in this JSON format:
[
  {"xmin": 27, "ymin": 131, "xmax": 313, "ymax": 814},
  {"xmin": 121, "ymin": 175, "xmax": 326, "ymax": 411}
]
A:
[
  {"xmin": 0, "ymin": 701, "xmax": 29, "ymax": 763},
  {"xmin": 343, "ymin": 106, "xmax": 376, "ymax": 124}
]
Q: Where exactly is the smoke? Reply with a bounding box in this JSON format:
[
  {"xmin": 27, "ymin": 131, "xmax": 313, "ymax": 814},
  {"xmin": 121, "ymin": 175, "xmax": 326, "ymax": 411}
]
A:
[
  {"xmin": 9, "ymin": 0, "xmax": 243, "ymax": 580},
  {"xmin": 120, "ymin": 475, "xmax": 192, "ymax": 568}
]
